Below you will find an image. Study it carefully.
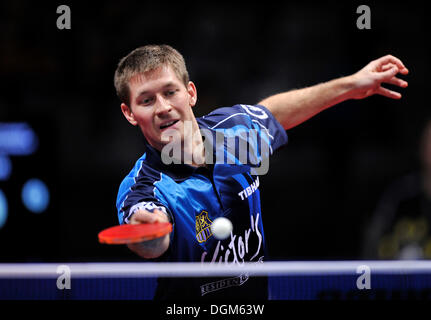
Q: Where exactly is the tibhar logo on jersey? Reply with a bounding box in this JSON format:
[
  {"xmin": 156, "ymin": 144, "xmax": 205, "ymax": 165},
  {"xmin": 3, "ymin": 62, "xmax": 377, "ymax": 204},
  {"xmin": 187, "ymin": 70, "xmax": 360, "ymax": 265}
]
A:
[
  {"xmin": 238, "ymin": 176, "xmax": 259, "ymax": 200},
  {"xmin": 196, "ymin": 210, "xmax": 213, "ymax": 243}
]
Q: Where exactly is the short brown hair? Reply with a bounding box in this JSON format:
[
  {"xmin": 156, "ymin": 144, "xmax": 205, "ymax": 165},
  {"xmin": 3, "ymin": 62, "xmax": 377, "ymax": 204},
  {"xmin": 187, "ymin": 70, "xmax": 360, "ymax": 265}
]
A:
[{"xmin": 114, "ymin": 44, "xmax": 189, "ymax": 105}]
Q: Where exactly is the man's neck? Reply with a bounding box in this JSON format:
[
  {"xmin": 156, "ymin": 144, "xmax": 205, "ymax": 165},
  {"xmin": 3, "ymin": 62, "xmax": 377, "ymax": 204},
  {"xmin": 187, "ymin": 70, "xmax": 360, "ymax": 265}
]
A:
[{"xmin": 183, "ymin": 130, "xmax": 206, "ymax": 168}]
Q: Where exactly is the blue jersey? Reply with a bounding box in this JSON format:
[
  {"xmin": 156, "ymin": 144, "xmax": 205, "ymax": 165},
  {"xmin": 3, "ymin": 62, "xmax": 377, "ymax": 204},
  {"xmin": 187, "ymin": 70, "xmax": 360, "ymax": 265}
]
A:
[{"xmin": 116, "ymin": 104, "xmax": 288, "ymax": 299}]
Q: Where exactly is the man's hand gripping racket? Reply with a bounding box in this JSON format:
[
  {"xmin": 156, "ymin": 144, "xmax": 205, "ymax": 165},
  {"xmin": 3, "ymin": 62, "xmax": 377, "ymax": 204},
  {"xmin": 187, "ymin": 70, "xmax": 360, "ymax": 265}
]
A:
[{"xmin": 98, "ymin": 209, "xmax": 172, "ymax": 245}]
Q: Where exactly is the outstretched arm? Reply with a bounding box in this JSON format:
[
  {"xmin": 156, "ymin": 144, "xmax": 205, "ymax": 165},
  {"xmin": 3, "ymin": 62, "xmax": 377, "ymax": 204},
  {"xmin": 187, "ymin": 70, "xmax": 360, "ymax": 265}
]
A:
[{"xmin": 259, "ymin": 55, "xmax": 409, "ymax": 130}]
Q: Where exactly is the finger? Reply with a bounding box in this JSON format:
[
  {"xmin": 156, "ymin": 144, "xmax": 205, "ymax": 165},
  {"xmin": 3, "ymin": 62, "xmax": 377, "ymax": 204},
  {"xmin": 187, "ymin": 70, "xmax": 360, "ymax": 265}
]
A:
[
  {"xmin": 376, "ymin": 66, "xmax": 399, "ymax": 81},
  {"xmin": 385, "ymin": 76, "xmax": 408, "ymax": 88},
  {"xmin": 381, "ymin": 63, "xmax": 396, "ymax": 71},
  {"xmin": 381, "ymin": 64, "xmax": 408, "ymax": 83},
  {"xmin": 376, "ymin": 55, "xmax": 408, "ymax": 74},
  {"xmin": 399, "ymin": 66, "xmax": 409, "ymax": 75},
  {"xmin": 130, "ymin": 210, "xmax": 157, "ymax": 224},
  {"xmin": 376, "ymin": 86, "xmax": 402, "ymax": 99}
]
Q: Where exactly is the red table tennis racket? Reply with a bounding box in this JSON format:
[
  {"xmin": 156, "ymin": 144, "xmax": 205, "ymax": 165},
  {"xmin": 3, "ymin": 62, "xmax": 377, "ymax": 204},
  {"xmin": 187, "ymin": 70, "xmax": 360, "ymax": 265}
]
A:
[{"xmin": 98, "ymin": 222, "xmax": 173, "ymax": 244}]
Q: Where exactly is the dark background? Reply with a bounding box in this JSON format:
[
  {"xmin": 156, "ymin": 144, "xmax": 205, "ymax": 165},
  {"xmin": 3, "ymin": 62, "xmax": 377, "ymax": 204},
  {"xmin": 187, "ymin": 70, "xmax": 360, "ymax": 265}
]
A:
[{"xmin": 0, "ymin": 1, "xmax": 428, "ymax": 262}]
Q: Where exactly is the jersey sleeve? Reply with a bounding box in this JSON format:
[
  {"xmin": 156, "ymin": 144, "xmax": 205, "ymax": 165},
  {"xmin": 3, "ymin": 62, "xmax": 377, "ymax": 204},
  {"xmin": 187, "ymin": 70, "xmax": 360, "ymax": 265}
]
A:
[
  {"xmin": 200, "ymin": 104, "xmax": 288, "ymax": 153},
  {"xmin": 198, "ymin": 104, "xmax": 288, "ymax": 174},
  {"xmin": 116, "ymin": 161, "xmax": 173, "ymax": 225},
  {"xmin": 240, "ymin": 104, "xmax": 288, "ymax": 152}
]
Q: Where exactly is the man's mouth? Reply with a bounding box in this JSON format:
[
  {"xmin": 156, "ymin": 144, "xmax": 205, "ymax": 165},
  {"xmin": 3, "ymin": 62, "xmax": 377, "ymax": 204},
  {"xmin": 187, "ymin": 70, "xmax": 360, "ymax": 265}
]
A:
[{"xmin": 160, "ymin": 120, "xmax": 179, "ymax": 130}]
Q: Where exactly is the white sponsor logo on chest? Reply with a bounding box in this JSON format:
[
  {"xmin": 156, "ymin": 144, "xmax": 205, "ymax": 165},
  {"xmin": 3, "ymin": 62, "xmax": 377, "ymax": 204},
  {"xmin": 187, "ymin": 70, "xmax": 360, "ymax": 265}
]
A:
[{"xmin": 237, "ymin": 176, "xmax": 259, "ymax": 200}]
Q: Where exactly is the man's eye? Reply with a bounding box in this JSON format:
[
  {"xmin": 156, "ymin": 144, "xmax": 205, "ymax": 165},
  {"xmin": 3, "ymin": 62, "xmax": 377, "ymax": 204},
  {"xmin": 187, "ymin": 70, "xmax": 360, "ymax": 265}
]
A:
[
  {"xmin": 141, "ymin": 97, "xmax": 153, "ymax": 105},
  {"xmin": 167, "ymin": 90, "xmax": 176, "ymax": 96}
]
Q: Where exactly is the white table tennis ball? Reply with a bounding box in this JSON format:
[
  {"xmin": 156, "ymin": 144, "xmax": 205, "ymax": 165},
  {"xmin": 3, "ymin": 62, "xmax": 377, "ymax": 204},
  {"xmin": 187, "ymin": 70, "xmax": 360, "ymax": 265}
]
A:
[{"xmin": 211, "ymin": 217, "xmax": 233, "ymax": 240}]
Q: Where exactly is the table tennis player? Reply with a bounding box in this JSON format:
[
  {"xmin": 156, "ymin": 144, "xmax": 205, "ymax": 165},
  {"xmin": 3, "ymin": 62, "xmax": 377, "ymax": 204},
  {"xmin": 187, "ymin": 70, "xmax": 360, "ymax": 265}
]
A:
[{"xmin": 113, "ymin": 44, "xmax": 408, "ymax": 299}]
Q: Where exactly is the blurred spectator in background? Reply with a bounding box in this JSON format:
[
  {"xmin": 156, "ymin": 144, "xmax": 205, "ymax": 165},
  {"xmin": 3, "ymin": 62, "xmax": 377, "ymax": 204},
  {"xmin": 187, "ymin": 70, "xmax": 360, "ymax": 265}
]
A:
[{"xmin": 362, "ymin": 120, "xmax": 431, "ymax": 259}]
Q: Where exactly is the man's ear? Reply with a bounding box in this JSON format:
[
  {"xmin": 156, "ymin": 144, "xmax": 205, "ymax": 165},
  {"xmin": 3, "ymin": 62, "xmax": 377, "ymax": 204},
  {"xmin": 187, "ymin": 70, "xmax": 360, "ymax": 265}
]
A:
[
  {"xmin": 121, "ymin": 103, "xmax": 138, "ymax": 126},
  {"xmin": 187, "ymin": 81, "xmax": 197, "ymax": 107}
]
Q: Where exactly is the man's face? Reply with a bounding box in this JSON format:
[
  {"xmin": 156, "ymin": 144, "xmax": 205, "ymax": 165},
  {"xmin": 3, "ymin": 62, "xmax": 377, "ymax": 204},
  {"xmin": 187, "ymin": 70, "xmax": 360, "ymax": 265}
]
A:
[{"xmin": 121, "ymin": 65, "xmax": 197, "ymax": 152}]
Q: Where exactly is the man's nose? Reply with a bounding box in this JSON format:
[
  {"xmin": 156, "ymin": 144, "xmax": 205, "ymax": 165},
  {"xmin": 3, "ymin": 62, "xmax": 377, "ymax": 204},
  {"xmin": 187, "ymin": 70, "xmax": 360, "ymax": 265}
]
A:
[{"xmin": 154, "ymin": 95, "xmax": 172, "ymax": 116}]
